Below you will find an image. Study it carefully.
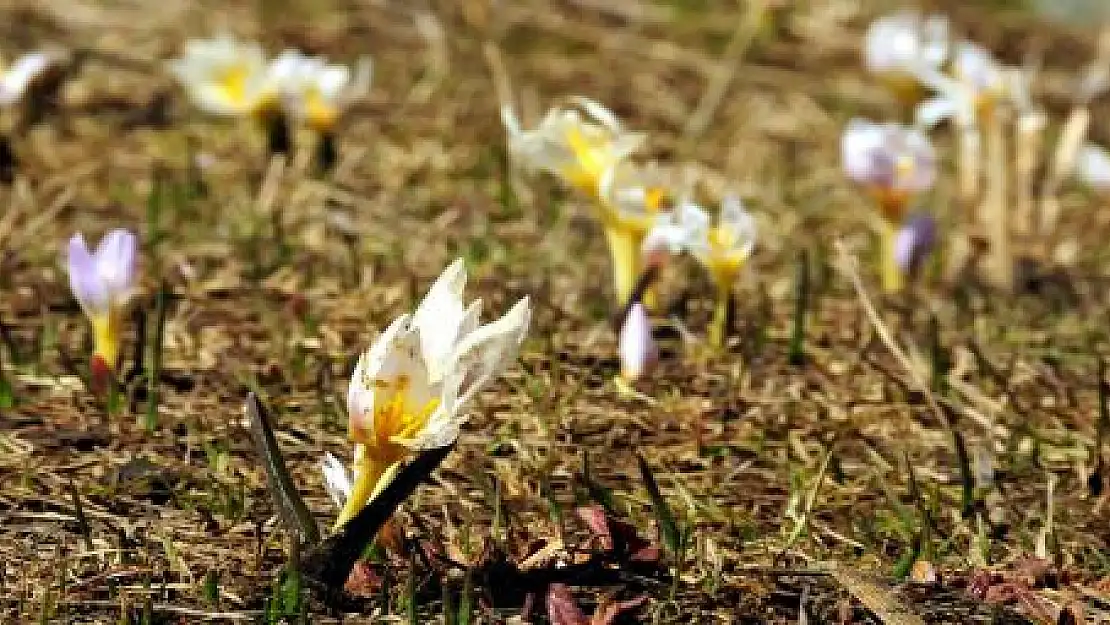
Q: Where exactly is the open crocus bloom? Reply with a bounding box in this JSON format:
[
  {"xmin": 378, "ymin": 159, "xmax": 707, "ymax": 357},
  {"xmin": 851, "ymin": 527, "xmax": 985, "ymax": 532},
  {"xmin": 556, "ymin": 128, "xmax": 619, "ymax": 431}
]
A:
[
  {"xmin": 863, "ymin": 11, "xmax": 948, "ymax": 102},
  {"xmin": 914, "ymin": 42, "xmax": 1023, "ymax": 131},
  {"xmin": 502, "ymin": 97, "xmax": 646, "ymax": 197},
  {"xmin": 271, "ymin": 50, "xmax": 371, "ymax": 133},
  {"xmin": 842, "ymin": 119, "xmax": 935, "ymax": 292},
  {"xmin": 677, "ymin": 196, "xmax": 757, "ymax": 285},
  {"xmin": 66, "ymin": 229, "xmax": 137, "ymax": 375},
  {"xmin": 335, "ymin": 259, "xmax": 531, "ymax": 528},
  {"xmin": 841, "ymin": 118, "xmax": 936, "ymax": 222},
  {"xmin": 0, "ymin": 51, "xmax": 62, "ymax": 105},
  {"xmin": 168, "ymin": 36, "xmax": 276, "ymax": 118},
  {"xmin": 672, "ymin": 197, "xmax": 756, "ymax": 347}
]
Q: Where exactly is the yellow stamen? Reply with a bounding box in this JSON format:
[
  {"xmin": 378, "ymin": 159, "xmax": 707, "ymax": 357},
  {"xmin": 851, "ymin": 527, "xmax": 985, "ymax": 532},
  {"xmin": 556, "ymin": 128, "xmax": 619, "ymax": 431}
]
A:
[
  {"xmin": 564, "ymin": 127, "xmax": 612, "ymax": 196},
  {"xmin": 644, "ymin": 187, "xmax": 666, "ymax": 213},
  {"xmin": 216, "ymin": 64, "xmax": 252, "ymax": 108},
  {"xmin": 707, "ymin": 227, "xmax": 747, "ymax": 280},
  {"xmin": 338, "ymin": 378, "xmax": 442, "ymax": 528}
]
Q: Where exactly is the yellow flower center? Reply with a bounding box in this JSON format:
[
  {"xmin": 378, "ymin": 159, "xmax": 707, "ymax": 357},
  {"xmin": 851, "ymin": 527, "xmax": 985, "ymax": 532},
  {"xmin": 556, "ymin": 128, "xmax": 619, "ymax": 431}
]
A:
[
  {"xmin": 216, "ymin": 63, "xmax": 253, "ymax": 107},
  {"xmin": 644, "ymin": 186, "xmax": 666, "ymax": 213},
  {"xmin": 357, "ymin": 374, "xmax": 441, "ymax": 465},
  {"xmin": 564, "ymin": 126, "xmax": 614, "ymax": 196},
  {"xmin": 707, "ymin": 226, "xmax": 747, "ymax": 281},
  {"xmin": 304, "ymin": 89, "xmax": 338, "ymax": 132}
]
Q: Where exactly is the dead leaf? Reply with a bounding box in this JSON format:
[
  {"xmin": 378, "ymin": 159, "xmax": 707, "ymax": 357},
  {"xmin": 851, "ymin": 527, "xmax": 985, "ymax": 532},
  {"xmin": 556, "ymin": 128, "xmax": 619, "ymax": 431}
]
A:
[
  {"xmin": 344, "ymin": 560, "xmax": 383, "ymax": 598},
  {"xmin": 591, "ymin": 594, "xmax": 647, "ymax": 625},
  {"xmin": 547, "ymin": 583, "xmax": 589, "ymax": 625}
]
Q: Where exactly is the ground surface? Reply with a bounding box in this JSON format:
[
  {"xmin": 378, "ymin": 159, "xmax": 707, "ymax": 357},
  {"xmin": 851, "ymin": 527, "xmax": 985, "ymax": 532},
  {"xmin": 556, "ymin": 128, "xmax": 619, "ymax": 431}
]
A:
[{"xmin": 1, "ymin": 0, "xmax": 1110, "ymax": 622}]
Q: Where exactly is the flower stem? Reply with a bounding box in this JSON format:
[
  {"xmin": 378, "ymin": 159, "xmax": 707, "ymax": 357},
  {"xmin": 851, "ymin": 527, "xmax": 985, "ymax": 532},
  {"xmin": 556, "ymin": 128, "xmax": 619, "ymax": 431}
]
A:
[
  {"xmin": 92, "ymin": 311, "xmax": 121, "ymax": 373},
  {"xmin": 603, "ymin": 225, "xmax": 639, "ymax": 306},
  {"xmin": 334, "ymin": 454, "xmax": 391, "ymax": 530},
  {"xmin": 879, "ymin": 219, "xmax": 904, "ymax": 294},
  {"xmin": 708, "ymin": 276, "xmax": 732, "ymax": 349}
]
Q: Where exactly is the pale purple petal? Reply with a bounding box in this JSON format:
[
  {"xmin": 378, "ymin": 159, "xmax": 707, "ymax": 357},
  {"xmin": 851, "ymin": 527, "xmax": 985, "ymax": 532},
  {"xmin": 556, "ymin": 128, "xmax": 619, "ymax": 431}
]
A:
[
  {"xmin": 93, "ymin": 228, "xmax": 137, "ymax": 297},
  {"xmin": 842, "ymin": 118, "xmax": 936, "ymax": 193},
  {"xmin": 893, "ymin": 214, "xmax": 937, "ymax": 275},
  {"xmin": 67, "ymin": 234, "xmax": 109, "ymax": 315}
]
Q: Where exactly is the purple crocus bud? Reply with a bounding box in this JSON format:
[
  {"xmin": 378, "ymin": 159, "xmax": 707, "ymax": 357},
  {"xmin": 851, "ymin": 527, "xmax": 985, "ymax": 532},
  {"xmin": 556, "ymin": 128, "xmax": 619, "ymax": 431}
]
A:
[
  {"xmin": 619, "ymin": 302, "xmax": 657, "ymax": 381},
  {"xmin": 66, "ymin": 228, "xmax": 138, "ymax": 375},
  {"xmin": 893, "ymin": 214, "xmax": 937, "ymax": 276}
]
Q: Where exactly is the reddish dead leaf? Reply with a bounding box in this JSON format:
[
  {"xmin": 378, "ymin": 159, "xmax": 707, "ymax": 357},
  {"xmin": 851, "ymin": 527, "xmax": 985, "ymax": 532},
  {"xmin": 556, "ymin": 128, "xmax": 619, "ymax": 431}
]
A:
[
  {"xmin": 344, "ymin": 560, "xmax": 383, "ymax": 598},
  {"xmin": 591, "ymin": 594, "xmax": 647, "ymax": 625},
  {"xmin": 574, "ymin": 505, "xmax": 660, "ymax": 563},
  {"xmin": 547, "ymin": 583, "xmax": 589, "ymax": 625},
  {"xmin": 576, "ymin": 505, "xmax": 614, "ymax": 551},
  {"xmin": 1010, "ymin": 556, "xmax": 1062, "ymax": 588}
]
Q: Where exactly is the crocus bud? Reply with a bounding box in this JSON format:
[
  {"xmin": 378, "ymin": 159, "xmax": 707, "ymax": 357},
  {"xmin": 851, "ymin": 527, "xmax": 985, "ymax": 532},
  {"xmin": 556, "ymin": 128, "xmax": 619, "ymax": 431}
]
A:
[
  {"xmin": 893, "ymin": 213, "xmax": 937, "ymax": 276},
  {"xmin": 619, "ymin": 302, "xmax": 657, "ymax": 381},
  {"xmin": 66, "ymin": 229, "xmax": 138, "ymax": 381}
]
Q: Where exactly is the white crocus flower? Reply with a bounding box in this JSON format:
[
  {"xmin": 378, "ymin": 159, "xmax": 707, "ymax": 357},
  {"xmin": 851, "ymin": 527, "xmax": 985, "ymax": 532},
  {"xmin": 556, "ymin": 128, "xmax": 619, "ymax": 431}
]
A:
[
  {"xmin": 168, "ymin": 36, "xmax": 277, "ymax": 118},
  {"xmin": 0, "ymin": 51, "xmax": 62, "ymax": 105},
  {"xmin": 678, "ymin": 197, "xmax": 757, "ymax": 285},
  {"xmin": 502, "ymin": 96, "xmax": 646, "ymax": 198},
  {"xmin": 674, "ymin": 197, "xmax": 756, "ymax": 348},
  {"xmin": 335, "ymin": 259, "xmax": 531, "ymax": 528},
  {"xmin": 841, "ymin": 118, "xmax": 936, "ymax": 222},
  {"xmin": 270, "ymin": 49, "xmax": 371, "ymax": 132},
  {"xmin": 864, "ymin": 11, "xmax": 949, "ymax": 101},
  {"xmin": 594, "ymin": 160, "xmax": 679, "ymax": 304}
]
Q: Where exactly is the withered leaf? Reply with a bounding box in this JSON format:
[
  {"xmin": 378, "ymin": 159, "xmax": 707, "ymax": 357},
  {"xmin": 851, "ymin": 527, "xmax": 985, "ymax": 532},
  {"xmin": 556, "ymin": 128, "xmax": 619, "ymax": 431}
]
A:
[{"xmin": 546, "ymin": 583, "xmax": 589, "ymax": 625}]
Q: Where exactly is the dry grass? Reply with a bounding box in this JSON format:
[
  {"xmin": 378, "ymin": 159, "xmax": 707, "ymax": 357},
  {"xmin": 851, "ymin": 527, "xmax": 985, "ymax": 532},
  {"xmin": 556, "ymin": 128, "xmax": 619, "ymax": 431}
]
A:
[{"xmin": 1, "ymin": 0, "xmax": 1110, "ymax": 622}]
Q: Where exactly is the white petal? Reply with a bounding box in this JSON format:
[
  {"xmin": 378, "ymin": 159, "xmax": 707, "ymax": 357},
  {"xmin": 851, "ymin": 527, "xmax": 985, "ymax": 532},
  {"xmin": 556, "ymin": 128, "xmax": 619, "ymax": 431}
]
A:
[
  {"xmin": 500, "ymin": 103, "xmax": 522, "ymax": 136},
  {"xmin": 0, "ymin": 52, "xmax": 55, "ymax": 103},
  {"xmin": 412, "ymin": 258, "xmax": 468, "ymax": 376},
  {"xmin": 1076, "ymin": 143, "xmax": 1110, "ymax": 191},
  {"xmin": 719, "ymin": 196, "xmax": 757, "ymax": 258},
  {"xmin": 570, "ymin": 96, "xmax": 622, "ymax": 132},
  {"xmin": 451, "ymin": 296, "xmax": 531, "ymax": 407},
  {"xmin": 320, "ymin": 452, "xmax": 352, "ymax": 509},
  {"xmin": 641, "ymin": 220, "xmax": 688, "ymax": 265},
  {"xmin": 915, "ymin": 96, "xmax": 958, "ymax": 129}
]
